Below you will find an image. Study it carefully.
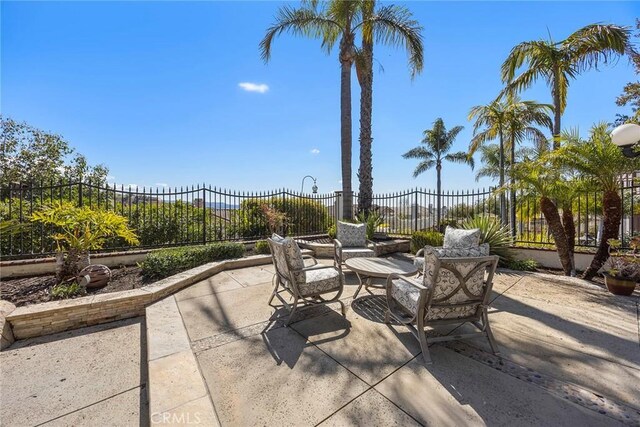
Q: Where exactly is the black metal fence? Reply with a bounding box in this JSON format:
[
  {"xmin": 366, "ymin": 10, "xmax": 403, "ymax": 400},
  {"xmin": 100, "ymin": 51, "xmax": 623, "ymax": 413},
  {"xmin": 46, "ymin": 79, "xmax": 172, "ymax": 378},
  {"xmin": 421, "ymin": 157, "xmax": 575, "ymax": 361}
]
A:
[
  {"xmin": 3, "ymin": 180, "xmax": 640, "ymax": 258},
  {"xmin": 0, "ymin": 181, "xmax": 338, "ymax": 258}
]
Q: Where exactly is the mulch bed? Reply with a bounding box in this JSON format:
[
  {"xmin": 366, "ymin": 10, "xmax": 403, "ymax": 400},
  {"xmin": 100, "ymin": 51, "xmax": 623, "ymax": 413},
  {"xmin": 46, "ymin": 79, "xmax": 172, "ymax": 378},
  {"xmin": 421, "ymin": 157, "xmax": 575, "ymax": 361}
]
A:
[{"xmin": 1, "ymin": 266, "xmax": 151, "ymax": 307}]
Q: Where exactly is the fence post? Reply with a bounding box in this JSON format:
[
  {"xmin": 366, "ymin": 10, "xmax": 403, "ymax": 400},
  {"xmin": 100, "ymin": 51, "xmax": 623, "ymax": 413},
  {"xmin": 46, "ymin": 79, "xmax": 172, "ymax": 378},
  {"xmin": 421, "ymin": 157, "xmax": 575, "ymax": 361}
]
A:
[
  {"xmin": 202, "ymin": 185, "xmax": 207, "ymax": 245},
  {"xmin": 78, "ymin": 181, "xmax": 83, "ymax": 207},
  {"xmin": 335, "ymin": 191, "xmax": 343, "ymax": 222},
  {"xmin": 413, "ymin": 190, "xmax": 418, "ymax": 233}
]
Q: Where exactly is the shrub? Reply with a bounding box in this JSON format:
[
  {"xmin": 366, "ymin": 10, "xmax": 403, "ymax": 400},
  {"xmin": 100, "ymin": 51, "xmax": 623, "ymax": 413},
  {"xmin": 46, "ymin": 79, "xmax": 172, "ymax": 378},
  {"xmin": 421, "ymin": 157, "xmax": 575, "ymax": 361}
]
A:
[
  {"xmin": 50, "ymin": 281, "xmax": 86, "ymax": 300},
  {"xmin": 506, "ymin": 258, "xmax": 538, "ymax": 271},
  {"xmin": 254, "ymin": 240, "xmax": 270, "ymax": 254},
  {"xmin": 410, "ymin": 230, "xmax": 444, "ymax": 254},
  {"xmin": 461, "ymin": 215, "xmax": 513, "ymax": 262},
  {"xmin": 141, "ymin": 242, "xmax": 245, "ymax": 279},
  {"xmin": 327, "ymin": 224, "xmax": 336, "ymax": 239},
  {"xmin": 356, "ymin": 211, "xmax": 383, "ymax": 240}
]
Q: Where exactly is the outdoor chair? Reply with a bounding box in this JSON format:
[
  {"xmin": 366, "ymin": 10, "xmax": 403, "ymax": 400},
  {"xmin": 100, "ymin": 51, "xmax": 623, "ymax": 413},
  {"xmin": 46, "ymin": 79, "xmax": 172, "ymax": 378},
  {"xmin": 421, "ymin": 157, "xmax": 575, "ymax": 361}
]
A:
[
  {"xmin": 333, "ymin": 221, "xmax": 376, "ymax": 268},
  {"xmin": 386, "ymin": 245, "xmax": 500, "ymax": 364},
  {"xmin": 414, "ymin": 244, "xmax": 490, "ymax": 275},
  {"xmin": 267, "ymin": 235, "xmax": 346, "ymax": 325}
]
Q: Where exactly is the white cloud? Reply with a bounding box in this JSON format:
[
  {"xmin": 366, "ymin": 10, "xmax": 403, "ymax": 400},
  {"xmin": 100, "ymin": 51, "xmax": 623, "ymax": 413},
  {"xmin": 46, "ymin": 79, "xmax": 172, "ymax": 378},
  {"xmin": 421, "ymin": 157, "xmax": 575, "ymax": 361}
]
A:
[
  {"xmin": 106, "ymin": 175, "xmax": 116, "ymax": 182},
  {"xmin": 310, "ymin": 148, "xmax": 320, "ymax": 155},
  {"xmin": 155, "ymin": 182, "xmax": 169, "ymax": 188},
  {"xmin": 238, "ymin": 82, "xmax": 269, "ymax": 93}
]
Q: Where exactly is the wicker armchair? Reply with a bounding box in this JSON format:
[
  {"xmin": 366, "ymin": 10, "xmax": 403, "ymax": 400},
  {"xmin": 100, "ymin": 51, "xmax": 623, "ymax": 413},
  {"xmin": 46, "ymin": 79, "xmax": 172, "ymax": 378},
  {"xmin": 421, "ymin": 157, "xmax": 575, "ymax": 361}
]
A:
[
  {"xmin": 267, "ymin": 236, "xmax": 345, "ymax": 325},
  {"xmin": 386, "ymin": 246, "xmax": 499, "ymax": 364},
  {"xmin": 333, "ymin": 221, "xmax": 376, "ymax": 268}
]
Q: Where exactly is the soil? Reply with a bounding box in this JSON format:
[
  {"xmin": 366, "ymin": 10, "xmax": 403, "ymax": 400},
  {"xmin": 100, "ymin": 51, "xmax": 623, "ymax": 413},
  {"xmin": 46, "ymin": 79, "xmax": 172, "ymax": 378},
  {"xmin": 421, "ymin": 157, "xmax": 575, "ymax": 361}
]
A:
[
  {"xmin": 1, "ymin": 266, "xmax": 151, "ymax": 307},
  {"xmin": 533, "ymin": 266, "xmax": 606, "ymax": 288}
]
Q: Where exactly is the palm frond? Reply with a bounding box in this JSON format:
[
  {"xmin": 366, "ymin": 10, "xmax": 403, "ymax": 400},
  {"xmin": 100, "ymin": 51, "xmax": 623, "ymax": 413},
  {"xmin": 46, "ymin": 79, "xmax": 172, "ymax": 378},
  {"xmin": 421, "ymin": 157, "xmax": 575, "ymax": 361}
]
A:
[
  {"xmin": 445, "ymin": 151, "xmax": 475, "ymax": 170},
  {"xmin": 412, "ymin": 159, "xmax": 436, "ymax": 178},
  {"xmin": 402, "ymin": 146, "xmax": 434, "ymax": 160},
  {"xmin": 564, "ymin": 24, "xmax": 631, "ymax": 72}
]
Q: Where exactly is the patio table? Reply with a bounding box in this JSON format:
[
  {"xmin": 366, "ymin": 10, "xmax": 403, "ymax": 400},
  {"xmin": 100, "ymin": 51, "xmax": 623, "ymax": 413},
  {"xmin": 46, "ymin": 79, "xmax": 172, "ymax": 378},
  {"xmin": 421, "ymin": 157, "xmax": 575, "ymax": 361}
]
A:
[{"xmin": 345, "ymin": 257, "xmax": 418, "ymax": 299}]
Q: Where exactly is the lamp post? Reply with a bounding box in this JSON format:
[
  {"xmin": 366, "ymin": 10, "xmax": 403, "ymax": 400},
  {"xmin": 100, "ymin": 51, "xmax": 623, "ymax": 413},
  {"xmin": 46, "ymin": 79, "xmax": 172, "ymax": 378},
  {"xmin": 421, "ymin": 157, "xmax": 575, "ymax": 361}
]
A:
[
  {"xmin": 611, "ymin": 123, "xmax": 640, "ymax": 157},
  {"xmin": 301, "ymin": 175, "xmax": 318, "ymax": 194}
]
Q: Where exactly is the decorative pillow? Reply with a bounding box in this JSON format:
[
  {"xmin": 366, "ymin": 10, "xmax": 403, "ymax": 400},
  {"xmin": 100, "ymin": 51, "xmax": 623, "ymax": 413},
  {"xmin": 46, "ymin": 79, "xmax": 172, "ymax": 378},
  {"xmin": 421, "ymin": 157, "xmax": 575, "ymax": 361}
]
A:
[
  {"xmin": 271, "ymin": 233, "xmax": 285, "ymax": 242},
  {"xmin": 282, "ymin": 237, "xmax": 305, "ymax": 284},
  {"xmin": 337, "ymin": 221, "xmax": 366, "ymax": 247},
  {"xmin": 443, "ymin": 226, "xmax": 481, "ymax": 249}
]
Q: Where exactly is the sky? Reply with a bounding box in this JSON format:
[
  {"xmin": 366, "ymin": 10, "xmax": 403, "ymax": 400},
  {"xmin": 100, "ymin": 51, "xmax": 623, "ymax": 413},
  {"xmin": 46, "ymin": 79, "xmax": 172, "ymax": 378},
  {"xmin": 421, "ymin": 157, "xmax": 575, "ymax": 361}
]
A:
[{"xmin": 1, "ymin": 1, "xmax": 638, "ymax": 194}]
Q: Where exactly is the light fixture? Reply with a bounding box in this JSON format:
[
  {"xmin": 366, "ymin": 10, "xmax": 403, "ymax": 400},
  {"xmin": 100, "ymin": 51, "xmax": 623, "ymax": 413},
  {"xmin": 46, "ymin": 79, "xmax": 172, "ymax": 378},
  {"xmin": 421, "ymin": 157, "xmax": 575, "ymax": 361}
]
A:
[
  {"xmin": 301, "ymin": 175, "xmax": 318, "ymax": 194},
  {"xmin": 611, "ymin": 123, "xmax": 640, "ymax": 158}
]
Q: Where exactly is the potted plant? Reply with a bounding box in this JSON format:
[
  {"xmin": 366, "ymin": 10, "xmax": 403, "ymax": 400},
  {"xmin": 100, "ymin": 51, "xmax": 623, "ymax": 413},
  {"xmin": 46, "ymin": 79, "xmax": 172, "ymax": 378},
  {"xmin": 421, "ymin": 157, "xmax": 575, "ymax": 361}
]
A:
[
  {"xmin": 602, "ymin": 238, "xmax": 640, "ymax": 296},
  {"xmin": 31, "ymin": 202, "xmax": 139, "ymax": 282}
]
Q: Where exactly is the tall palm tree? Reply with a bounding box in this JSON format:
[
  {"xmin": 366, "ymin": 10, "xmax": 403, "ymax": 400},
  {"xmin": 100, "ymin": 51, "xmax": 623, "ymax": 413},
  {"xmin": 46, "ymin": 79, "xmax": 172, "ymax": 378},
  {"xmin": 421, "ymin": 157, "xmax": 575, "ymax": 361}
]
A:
[
  {"xmin": 503, "ymin": 98, "xmax": 553, "ymax": 235},
  {"xmin": 260, "ymin": 1, "xmax": 360, "ymax": 219},
  {"xmin": 556, "ymin": 124, "xmax": 640, "ymax": 280},
  {"xmin": 501, "ymin": 24, "xmax": 631, "ymax": 147},
  {"xmin": 468, "ymin": 99, "xmax": 509, "ymax": 224},
  {"xmin": 474, "ymin": 143, "xmax": 537, "ymax": 182},
  {"xmin": 402, "ymin": 118, "xmax": 474, "ymax": 227},
  {"xmin": 356, "ymin": 2, "xmax": 423, "ymax": 214}
]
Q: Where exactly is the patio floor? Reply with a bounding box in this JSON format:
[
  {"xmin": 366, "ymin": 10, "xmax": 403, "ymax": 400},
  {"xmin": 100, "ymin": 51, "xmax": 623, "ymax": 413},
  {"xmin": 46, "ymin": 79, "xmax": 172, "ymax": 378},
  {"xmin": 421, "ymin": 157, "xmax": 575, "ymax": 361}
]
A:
[
  {"xmin": 174, "ymin": 257, "xmax": 640, "ymax": 426},
  {"xmin": 2, "ymin": 256, "xmax": 639, "ymax": 426}
]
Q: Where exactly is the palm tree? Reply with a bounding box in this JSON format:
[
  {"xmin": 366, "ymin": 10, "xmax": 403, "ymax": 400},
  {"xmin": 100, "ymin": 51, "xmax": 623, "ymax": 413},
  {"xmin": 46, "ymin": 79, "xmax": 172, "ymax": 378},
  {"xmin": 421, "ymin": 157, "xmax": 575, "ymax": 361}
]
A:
[
  {"xmin": 501, "ymin": 24, "xmax": 631, "ymax": 147},
  {"xmin": 503, "ymin": 98, "xmax": 553, "ymax": 235},
  {"xmin": 474, "ymin": 143, "xmax": 537, "ymax": 182},
  {"xmin": 556, "ymin": 124, "xmax": 640, "ymax": 280},
  {"xmin": 469, "ymin": 97, "xmax": 552, "ymax": 226},
  {"xmin": 356, "ymin": 2, "xmax": 423, "ymax": 214},
  {"xmin": 260, "ymin": 1, "xmax": 359, "ymax": 219},
  {"xmin": 402, "ymin": 118, "xmax": 474, "ymax": 227},
  {"xmin": 468, "ymin": 99, "xmax": 509, "ymax": 224}
]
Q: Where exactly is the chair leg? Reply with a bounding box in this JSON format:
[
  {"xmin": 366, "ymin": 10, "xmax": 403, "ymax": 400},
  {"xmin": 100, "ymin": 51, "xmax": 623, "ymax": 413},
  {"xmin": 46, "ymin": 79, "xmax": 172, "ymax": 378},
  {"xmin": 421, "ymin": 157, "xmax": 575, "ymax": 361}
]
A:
[
  {"xmin": 286, "ymin": 298, "xmax": 299, "ymax": 326},
  {"xmin": 337, "ymin": 299, "xmax": 346, "ymax": 317},
  {"xmin": 267, "ymin": 276, "xmax": 279, "ymax": 306},
  {"xmin": 353, "ymin": 272, "xmax": 365, "ymax": 299},
  {"xmin": 483, "ymin": 310, "xmax": 500, "ymax": 356},
  {"xmin": 384, "ymin": 309, "xmax": 391, "ymax": 324},
  {"xmin": 416, "ymin": 316, "xmax": 432, "ymax": 365}
]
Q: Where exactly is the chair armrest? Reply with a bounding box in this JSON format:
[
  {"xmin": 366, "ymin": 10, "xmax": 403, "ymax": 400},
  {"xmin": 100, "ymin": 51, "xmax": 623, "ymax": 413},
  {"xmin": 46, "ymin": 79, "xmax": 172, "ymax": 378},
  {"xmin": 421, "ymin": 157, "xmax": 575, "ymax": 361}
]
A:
[
  {"xmin": 333, "ymin": 239, "xmax": 343, "ymax": 267},
  {"xmin": 291, "ymin": 264, "xmax": 338, "ymax": 273},
  {"xmin": 386, "ymin": 273, "xmax": 429, "ymax": 291},
  {"xmin": 334, "ymin": 239, "xmax": 343, "ymax": 249},
  {"xmin": 415, "ymin": 248, "xmax": 424, "ymax": 257}
]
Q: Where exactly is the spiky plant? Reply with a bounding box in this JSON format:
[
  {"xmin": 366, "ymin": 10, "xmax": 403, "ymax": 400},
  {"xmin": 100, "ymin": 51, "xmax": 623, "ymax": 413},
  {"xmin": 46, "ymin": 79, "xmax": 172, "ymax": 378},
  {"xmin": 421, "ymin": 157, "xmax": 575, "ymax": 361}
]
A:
[{"xmin": 461, "ymin": 215, "xmax": 514, "ymax": 262}]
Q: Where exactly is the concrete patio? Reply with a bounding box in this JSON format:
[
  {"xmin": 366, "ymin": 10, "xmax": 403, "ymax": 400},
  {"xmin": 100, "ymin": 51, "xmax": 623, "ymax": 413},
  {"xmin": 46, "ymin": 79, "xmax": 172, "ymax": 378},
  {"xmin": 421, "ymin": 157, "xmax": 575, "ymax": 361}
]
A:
[
  {"xmin": 2, "ymin": 256, "xmax": 639, "ymax": 426},
  {"xmin": 171, "ymin": 258, "xmax": 640, "ymax": 426}
]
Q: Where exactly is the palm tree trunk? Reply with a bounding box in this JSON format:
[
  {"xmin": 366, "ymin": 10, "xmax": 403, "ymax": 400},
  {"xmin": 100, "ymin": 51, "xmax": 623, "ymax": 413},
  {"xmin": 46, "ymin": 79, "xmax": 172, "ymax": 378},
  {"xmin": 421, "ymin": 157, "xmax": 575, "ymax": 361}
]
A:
[
  {"xmin": 358, "ymin": 40, "xmax": 374, "ymax": 215},
  {"xmin": 509, "ymin": 138, "xmax": 516, "ymax": 238},
  {"xmin": 583, "ymin": 190, "xmax": 621, "ymax": 280},
  {"xmin": 552, "ymin": 73, "xmax": 562, "ymax": 149},
  {"xmin": 561, "ymin": 202, "xmax": 576, "ymax": 276},
  {"xmin": 436, "ymin": 162, "xmax": 442, "ymax": 230},
  {"xmin": 339, "ymin": 39, "xmax": 354, "ymax": 220},
  {"xmin": 498, "ymin": 129, "xmax": 507, "ymax": 225},
  {"xmin": 540, "ymin": 196, "xmax": 573, "ymax": 275}
]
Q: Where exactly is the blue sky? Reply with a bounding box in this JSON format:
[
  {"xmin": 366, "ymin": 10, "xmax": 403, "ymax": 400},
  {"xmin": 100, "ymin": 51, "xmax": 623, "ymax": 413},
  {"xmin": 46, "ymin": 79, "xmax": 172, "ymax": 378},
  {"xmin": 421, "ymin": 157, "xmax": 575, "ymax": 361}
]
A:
[{"xmin": 1, "ymin": 1, "xmax": 637, "ymax": 194}]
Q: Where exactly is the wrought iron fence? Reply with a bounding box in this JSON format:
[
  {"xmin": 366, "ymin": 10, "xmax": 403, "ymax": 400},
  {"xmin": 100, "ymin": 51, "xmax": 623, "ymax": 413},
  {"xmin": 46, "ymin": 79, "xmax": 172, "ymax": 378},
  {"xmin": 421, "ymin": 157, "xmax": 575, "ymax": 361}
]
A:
[
  {"xmin": 0, "ymin": 181, "xmax": 338, "ymax": 258},
  {"xmin": 3, "ymin": 180, "xmax": 640, "ymax": 258}
]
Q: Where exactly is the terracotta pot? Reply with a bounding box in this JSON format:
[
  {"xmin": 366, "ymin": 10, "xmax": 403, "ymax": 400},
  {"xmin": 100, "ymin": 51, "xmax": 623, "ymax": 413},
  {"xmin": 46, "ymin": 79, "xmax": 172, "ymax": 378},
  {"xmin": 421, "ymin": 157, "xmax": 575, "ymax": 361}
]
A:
[{"xmin": 603, "ymin": 273, "xmax": 637, "ymax": 296}]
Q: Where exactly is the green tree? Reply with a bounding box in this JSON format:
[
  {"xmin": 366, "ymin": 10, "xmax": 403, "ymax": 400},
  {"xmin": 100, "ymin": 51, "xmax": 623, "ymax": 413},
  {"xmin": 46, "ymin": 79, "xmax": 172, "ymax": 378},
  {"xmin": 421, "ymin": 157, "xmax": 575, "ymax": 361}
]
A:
[
  {"xmin": 402, "ymin": 118, "xmax": 473, "ymax": 227},
  {"xmin": 355, "ymin": 1, "xmax": 423, "ymax": 213},
  {"xmin": 0, "ymin": 116, "xmax": 109, "ymax": 185},
  {"xmin": 501, "ymin": 24, "xmax": 631, "ymax": 146},
  {"xmin": 556, "ymin": 124, "xmax": 640, "ymax": 280}
]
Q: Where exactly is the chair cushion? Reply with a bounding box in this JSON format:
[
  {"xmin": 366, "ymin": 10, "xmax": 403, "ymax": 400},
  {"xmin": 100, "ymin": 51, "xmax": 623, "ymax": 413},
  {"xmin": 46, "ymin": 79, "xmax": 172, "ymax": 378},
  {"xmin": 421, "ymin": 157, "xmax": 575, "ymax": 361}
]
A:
[
  {"xmin": 443, "ymin": 226, "xmax": 481, "ymax": 249},
  {"xmin": 341, "ymin": 247, "xmax": 375, "ymax": 261},
  {"xmin": 282, "ymin": 237, "xmax": 305, "ymax": 284},
  {"xmin": 298, "ymin": 268, "xmax": 342, "ymax": 297},
  {"xmin": 269, "ymin": 239, "xmax": 290, "ymax": 281},
  {"xmin": 337, "ymin": 221, "xmax": 367, "ymax": 247},
  {"xmin": 390, "ymin": 278, "xmax": 422, "ymax": 314},
  {"xmin": 271, "ymin": 233, "xmax": 285, "ymax": 242}
]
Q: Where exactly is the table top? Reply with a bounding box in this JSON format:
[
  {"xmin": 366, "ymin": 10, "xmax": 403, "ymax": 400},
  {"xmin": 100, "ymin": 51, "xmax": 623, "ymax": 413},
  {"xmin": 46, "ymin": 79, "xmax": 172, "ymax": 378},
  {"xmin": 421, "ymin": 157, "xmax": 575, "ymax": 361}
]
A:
[{"xmin": 344, "ymin": 257, "xmax": 417, "ymax": 278}]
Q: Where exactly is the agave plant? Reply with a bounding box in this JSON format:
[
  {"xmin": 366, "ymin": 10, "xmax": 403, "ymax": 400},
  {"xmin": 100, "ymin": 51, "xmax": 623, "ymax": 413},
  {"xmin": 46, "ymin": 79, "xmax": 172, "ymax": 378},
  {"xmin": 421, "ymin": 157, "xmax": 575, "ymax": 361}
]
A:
[{"xmin": 461, "ymin": 215, "xmax": 514, "ymax": 262}]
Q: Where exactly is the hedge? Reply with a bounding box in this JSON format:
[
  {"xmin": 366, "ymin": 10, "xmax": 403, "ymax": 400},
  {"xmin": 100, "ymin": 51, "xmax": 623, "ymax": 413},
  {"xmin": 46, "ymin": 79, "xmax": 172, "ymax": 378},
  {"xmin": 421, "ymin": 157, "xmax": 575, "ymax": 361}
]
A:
[{"xmin": 140, "ymin": 242, "xmax": 245, "ymax": 279}]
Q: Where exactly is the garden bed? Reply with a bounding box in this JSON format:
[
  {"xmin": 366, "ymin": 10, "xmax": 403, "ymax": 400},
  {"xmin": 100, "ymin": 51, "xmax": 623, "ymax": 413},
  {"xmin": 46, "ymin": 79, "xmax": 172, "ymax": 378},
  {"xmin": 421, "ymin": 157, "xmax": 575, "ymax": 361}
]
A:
[{"xmin": 1, "ymin": 266, "xmax": 151, "ymax": 307}]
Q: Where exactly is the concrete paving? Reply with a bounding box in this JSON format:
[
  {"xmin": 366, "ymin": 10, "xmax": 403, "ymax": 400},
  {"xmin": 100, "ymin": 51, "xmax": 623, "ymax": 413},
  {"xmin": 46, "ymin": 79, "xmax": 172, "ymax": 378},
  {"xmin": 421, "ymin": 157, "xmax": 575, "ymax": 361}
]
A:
[
  {"xmin": 174, "ymin": 263, "xmax": 640, "ymax": 426},
  {"xmin": 0, "ymin": 317, "xmax": 147, "ymax": 427}
]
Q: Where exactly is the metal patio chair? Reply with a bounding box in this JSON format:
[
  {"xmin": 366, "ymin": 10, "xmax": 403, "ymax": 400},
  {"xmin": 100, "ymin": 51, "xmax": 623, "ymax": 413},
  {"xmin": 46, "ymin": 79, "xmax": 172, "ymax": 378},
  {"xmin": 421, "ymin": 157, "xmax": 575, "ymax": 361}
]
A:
[
  {"xmin": 267, "ymin": 236, "xmax": 345, "ymax": 325},
  {"xmin": 386, "ymin": 246, "xmax": 499, "ymax": 364}
]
